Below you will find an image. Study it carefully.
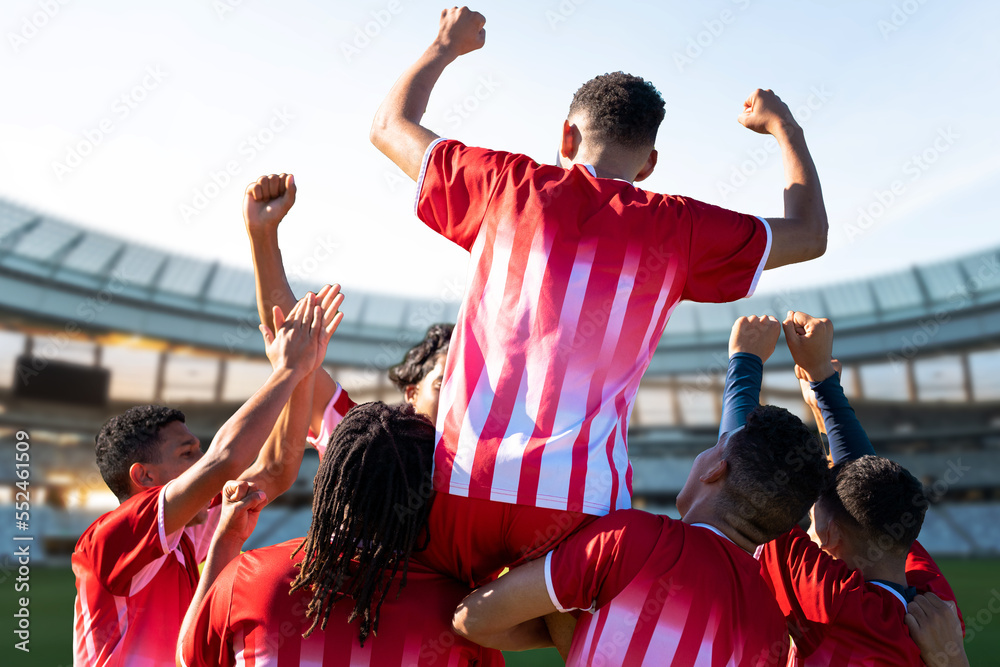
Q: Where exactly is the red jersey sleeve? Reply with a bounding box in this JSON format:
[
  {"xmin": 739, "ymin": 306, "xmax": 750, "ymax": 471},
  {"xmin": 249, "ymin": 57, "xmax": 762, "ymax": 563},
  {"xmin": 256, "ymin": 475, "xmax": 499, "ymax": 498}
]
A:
[
  {"xmin": 546, "ymin": 509, "xmax": 664, "ymax": 612},
  {"xmin": 907, "ymin": 540, "xmax": 964, "ymax": 633},
  {"xmin": 759, "ymin": 526, "xmax": 861, "ymax": 626},
  {"xmin": 415, "ymin": 139, "xmax": 522, "ymax": 251},
  {"xmin": 181, "ymin": 554, "xmax": 240, "ymax": 667},
  {"xmin": 305, "ymin": 384, "xmax": 357, "ymax": 459},
  {"xmin": 84, "ymin": 486, "xmax": 169, "ymax": 596},
  {"xmin": 674, "ymin": 197, "xmax": 771, "ymax": 303}
]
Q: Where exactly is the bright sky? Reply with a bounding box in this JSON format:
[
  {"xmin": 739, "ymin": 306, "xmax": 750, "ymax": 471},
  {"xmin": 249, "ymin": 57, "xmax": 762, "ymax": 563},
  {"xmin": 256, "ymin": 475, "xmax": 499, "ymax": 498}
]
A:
[{"xmin": 2, "ymin": 0, "xmax": 998, "ymax": 300}]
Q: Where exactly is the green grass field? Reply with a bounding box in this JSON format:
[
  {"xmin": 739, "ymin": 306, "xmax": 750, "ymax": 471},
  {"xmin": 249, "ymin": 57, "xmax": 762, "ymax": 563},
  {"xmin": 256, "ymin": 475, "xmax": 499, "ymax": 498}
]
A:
[{"xmin": 2, "ymin": 559, "xmax": 996, "ymax": 666}]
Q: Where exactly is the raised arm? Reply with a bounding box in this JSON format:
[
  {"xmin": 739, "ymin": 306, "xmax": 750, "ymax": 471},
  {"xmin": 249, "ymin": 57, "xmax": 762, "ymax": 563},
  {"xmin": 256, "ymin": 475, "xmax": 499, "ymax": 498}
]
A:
[
  {"xmin": 243, "ymin": 173, "xmax": 345, "ymax": 439},
  {"xmin": 370, "ymin": 7, "xmax": 486, "ymax": 180},
  {"xmin": 783, "ymin": 311, "xmax": 874, "ymax": 463},
  {"xmin": 719, "ymin": 316, "xmax": 780, "ymax": 436},
  {"xmin": 161, "ymin": 290, "xmax": 340, "ymax": 536},
  {"xmin": 738, "ymin": 89, "xmax": 828, "ymax": 269},
  {"xmin": 177, "ymin": 479, "xmax": 266, "ymax": 667}
]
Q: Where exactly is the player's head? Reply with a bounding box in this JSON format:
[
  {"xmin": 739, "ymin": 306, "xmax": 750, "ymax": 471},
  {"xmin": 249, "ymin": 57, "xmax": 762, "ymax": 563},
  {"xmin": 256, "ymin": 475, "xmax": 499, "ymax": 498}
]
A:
[
  {"xmin": 95, "ymin": 405, "xmax": 199, "ymax": 503},
  {"xmin": 810, "ymin": 455, "xmax": 926, "ymax": 570},
  {"xmin": 291, "ymin": 401, "xmax": 435, "ymax": 645},
  {"xmin": 677, "ymin": 405, "xmax": 829, "ymax": 545},
  {"xmin": 388, "ymin": 322, "xmax": 453, "ymax": 420},
  {"xmin": 561, "ymin": 71, "xmax": 665, "ymax": 182}
]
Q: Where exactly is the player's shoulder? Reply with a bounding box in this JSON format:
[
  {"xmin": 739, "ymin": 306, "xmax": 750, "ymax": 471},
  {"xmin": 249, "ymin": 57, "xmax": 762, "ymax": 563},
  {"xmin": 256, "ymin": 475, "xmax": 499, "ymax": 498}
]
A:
[{"xmin": 75, "ymin": 486, "xmax": 162, "ymax": 553}]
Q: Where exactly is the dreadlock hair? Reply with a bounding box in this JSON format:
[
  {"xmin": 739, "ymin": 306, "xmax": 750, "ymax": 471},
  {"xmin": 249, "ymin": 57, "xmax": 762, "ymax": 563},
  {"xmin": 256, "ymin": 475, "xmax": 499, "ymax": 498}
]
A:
[
  {"xmin": 95, "ymin": 405, "xmax": 186, "ymax": 501},
  {"xmin": 289, "ymin": 401, "xmax": 436, "ymax": 645},
  {"xmin": 568, "ymin": 71, "xmax": 666, "ymax": 150},
  {"xmin": 716, "ymin": 405, "xmax": 830, "ymax": 545},
  {"xmin": 387, "ymin": 323, "xmax": 454, "ymax": 392},
  {"xmin": 818, "ymin": 455, "xmax": 927, "ymax": 561}
]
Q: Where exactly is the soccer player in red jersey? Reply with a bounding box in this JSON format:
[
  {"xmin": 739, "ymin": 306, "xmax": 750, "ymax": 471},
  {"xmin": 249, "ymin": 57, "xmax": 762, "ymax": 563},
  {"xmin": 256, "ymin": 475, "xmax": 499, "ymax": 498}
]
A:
[
  {"xmin": 72, "ymin": 289, "xmax": 342, "ymax": 667},
  {"xmin": 723, "ymin": 310, "xmax": 962, "ymax": 665},
  {"xmin": 243, "ymin": 172, "xmax": 453, "ymax": 456},
  {"xmin": 450, "ymin": 317, "xmax": 830, "ymax": 665},
  {"xmin": 179, "ymin": 402, "xmax": 502, "ymax": 667},
  {"xmin": 370, "ymin": 7, "xmax": 829, "ymax": 588}
]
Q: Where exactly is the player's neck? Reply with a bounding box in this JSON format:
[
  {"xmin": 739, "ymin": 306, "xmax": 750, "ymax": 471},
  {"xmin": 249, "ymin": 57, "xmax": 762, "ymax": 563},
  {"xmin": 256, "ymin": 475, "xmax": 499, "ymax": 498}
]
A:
[
  {"xmin": 681, "ymin": 509, "xmax": 757, "ymax": 555},
  {"xmin": 570, "ymin": 148, "xmax": 638, "ymax": 182},
  {"xmin": 852, "ymin": 555, "xmax": 908, "ymax": 587}
]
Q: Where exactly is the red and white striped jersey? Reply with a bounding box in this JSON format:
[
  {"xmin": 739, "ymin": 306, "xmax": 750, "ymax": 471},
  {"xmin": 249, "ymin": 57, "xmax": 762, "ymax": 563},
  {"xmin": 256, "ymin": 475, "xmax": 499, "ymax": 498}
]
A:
[
  {"xmin": 180, "ymin": 539, "xmax": 503, "ymax": 667},
  {"xmin": 417, "ymin": 139, "xmax": 771, "ymax": 514},
  {"xmin": 757, "ymin": 527, "xmax": 962, "ymax": 666},
  {"xmin": 306, "ymin": 384, "xmax": 356, "ymax": 458},
  {"xmin": 72, "ymin": 483, "xmax": 220, "ymax": 667},
  {"xmin": 546, "ymin": 509, "xmax": 788, "ymax": 666}
]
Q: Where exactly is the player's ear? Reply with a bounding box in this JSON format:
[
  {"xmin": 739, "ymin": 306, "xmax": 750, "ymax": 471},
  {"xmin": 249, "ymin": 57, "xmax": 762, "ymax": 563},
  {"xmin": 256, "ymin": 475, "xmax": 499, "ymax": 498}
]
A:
[
  {"xmin": 128, "ymin": 461, "xmax": 156, "ymax": 491},
  {"xmin": 634, "ymin": 148, "xmax": 658, "ymax": 182},
  {"xmin": 404, "ymin": 384, "xmax": 419, "ymax": 406},
  {"xmin": 560, "ymin": 119, "xmax": 581, "ymax": 161},
  {"xmin": 698, "ymin": 457, "xmax": 727, "ymax": 484}
]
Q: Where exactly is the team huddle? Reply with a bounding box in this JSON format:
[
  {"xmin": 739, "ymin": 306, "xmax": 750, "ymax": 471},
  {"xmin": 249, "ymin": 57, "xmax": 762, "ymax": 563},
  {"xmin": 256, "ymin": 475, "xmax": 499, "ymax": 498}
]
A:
[{"xmin": 70, "ymin": 8, "xmax": 969, "ymax": 667}]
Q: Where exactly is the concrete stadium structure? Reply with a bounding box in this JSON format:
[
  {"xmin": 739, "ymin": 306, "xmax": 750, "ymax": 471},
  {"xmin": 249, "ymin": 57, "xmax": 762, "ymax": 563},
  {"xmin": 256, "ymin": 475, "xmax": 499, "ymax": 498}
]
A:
[{"xmin": 1, "ymin": 198, "xmax": 998, "ymax": 558}]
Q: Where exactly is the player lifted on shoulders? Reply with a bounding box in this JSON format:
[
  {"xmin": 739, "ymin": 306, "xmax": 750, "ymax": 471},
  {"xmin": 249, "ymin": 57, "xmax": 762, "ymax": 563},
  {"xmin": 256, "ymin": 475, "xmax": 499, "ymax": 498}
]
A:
[
  {"xmin": 370, "ymin": 6, "xmax": 829, "ymax": 588},
  {"xmin": 243, "ymin": 172, "xmax": 454, "ymax": 456},
  {"xmin": 451, "ymin": 317, "xmax": 830, "ymax": 665}
]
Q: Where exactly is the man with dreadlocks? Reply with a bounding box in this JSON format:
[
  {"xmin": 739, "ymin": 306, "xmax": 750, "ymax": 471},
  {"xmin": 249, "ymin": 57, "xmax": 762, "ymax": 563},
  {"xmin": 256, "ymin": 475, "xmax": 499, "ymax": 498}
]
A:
[
  {"xmin": 243, "ymin": 171, "xmax": 454, "ymax": 458},
  {"xmin": 180, "ymin": 402, "xmax": 502, "ymax": 667}
]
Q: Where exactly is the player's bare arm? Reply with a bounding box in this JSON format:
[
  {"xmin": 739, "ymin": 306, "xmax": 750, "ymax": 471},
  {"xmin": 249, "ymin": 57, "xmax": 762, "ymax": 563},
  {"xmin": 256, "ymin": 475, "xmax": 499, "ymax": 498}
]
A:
[
  {"xmin": 176, "ymin": 480, "xmax": 267, "ymax": 666},
  {"xmin": 738, "ymin": 89, "xmax": 828, "ymax": 269},
  {"xmin": 370, "ymin": 6, "xmax": 486, "ymax": 180},
  {"xmin": 453, "ymin": 557, "xmax": 558, "ymax": 653},
  {"xmin": 244, "ymin": 173, "xmax": 344, "ymax": 439},
  {"xmin": 905, "ymin": 593, "xmax": 970, "ymax": 667},
  {"xmin": 161, "ymin": 290, "xmax": 341, "ymax": 536}
]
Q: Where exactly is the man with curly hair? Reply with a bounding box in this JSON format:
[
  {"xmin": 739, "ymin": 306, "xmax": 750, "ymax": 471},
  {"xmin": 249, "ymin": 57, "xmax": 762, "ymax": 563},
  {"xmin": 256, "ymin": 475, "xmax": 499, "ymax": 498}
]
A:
[
  {"xmin": 73, "ymin": 291, "xmax": 343, "ymax": 667},
  {"xmin": 369, "ymin": 6, "xmax": 829, "ymax": 591},
  {"xmin": 242, "ymin": 172, "xmax": 454, "ymax": 458}
]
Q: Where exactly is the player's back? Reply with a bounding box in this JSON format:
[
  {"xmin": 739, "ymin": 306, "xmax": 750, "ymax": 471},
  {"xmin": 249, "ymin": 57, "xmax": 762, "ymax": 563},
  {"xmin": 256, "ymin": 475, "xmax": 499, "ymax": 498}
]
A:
[
  {"xmin": 760, "ymin": 528, "xmax": 961, "ymax": 666},
  {"xmin": 182, "ymin": 538, "xmax": 501, "ymax": 666},
  {"xmin": 419, "ymin": 140, "xmax": 770, "ymax": 515},
  {"xmin": 547, "ymin": 510, "xmax": 788, "ymax": 666}
]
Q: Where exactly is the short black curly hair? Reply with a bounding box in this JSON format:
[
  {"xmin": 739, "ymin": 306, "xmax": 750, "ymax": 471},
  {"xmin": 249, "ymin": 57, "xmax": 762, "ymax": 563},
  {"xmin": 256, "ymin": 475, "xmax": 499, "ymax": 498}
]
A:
[
  {"xmin": 387, "ymin": 323, "xmax": 454, "ymax": 392},
  {"xmin": 717, "ymin": 406, "xmax": 829, "ymax": 545},
  {"xmin": 819, "ymin": 455, "xmax": 926, "ymax": 560},
  {"xmin": 95, "ymin": 405, "xmax": 186, "ymax": 501},
  {"xmin": 568, "ymin": 71, "xmax": 665, "ymax": 149}
]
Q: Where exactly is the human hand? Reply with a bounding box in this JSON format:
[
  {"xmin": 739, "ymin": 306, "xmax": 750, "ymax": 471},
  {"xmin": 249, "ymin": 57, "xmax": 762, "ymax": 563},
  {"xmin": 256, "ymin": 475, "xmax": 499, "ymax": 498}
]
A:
[
  {"xmin": 217, "ymin": 480, "xmax": 267, "ymax": 547},
  {"xmin": 244, "ymin": 173, "xmax": 296, "ymax": 232},
  {"xmin": 905, "ymin": 593, "xmax": 969, "ymax": 667},
  {"xmin": 260, "ymin": 286, "xmax": 344, "ymax": 374},
  {"xmin": 434, "ymin": 6, "xmax": 486, "ymax": 58},
  {"xmin": 729, "ymin": 315, "xmax": 781, "ymax": 363},
  {"xmin": 738, "ymin": 89, "xmax": 798, "ymax": 136},
  {"xmin": 783, "ymin": 311, "xmax": 836, "ymax": 383}
]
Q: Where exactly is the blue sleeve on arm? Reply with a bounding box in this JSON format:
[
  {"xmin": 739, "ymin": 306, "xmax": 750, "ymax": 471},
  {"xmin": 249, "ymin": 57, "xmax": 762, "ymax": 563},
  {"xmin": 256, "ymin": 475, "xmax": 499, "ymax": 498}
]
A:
[
  {"xmin": 719, "ymin": 352, "xmax": 763, "ymax": 438},
  {"xmin": 811, "ymin": 372, "xmax": 875, "ymax": 463}
]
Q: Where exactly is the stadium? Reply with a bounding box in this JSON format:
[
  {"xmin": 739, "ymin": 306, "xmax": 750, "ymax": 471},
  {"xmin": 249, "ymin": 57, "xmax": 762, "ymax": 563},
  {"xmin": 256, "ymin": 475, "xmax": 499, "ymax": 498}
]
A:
[{"xmin": 3, "ymin": 1, "xmax": 999, "ymax": 666}]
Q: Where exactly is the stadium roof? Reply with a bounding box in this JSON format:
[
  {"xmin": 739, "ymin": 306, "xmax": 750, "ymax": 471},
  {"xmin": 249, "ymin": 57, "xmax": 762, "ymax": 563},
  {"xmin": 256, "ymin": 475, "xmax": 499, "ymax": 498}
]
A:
[{"xmin": 1, "ymin": 198, "xmax": 998, "ymax": 373}]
